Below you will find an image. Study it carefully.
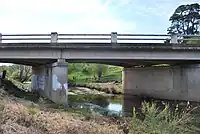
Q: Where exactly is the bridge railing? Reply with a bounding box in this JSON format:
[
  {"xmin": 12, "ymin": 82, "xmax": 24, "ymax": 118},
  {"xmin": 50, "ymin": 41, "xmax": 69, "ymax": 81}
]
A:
[{"xmin": 0, "ymin": 32, "xmax": 199, "ymax": 44}]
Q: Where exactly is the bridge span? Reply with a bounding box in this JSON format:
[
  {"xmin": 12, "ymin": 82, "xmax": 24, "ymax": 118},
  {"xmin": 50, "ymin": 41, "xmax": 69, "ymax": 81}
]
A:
[{"xmin": 0, "ymin": 32, "xmax": 200, "ymax": 110}]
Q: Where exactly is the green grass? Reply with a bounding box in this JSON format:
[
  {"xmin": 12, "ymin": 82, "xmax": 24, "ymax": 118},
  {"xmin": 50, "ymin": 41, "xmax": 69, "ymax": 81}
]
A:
[
  {"xmin": 68, "ymin": 64, "xmax": 123, "ymax": 94},
  {"xmin": 131, "ymin": 102, "xmax": 200, "ymax": 134},
  {"xmin": 100, "ymin": 70, "xmax": 122, "ymax": 83}
]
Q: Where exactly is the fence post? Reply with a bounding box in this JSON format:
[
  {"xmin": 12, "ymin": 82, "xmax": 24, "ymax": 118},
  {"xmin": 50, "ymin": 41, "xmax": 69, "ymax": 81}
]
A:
[
  {"xmin": 0, "ymin": 33, "xmax": 2, "ymax": 43},
  {"xmin": 51, "ymin": 32, "xmax": 58, "ymax": 43},
  {"xmin": 111, "ymin": 32, "xmax": 117, "ymax": 44},
  {"xmin": 171, "ymin": 34, "xmax": 178, "ymax": 44}
]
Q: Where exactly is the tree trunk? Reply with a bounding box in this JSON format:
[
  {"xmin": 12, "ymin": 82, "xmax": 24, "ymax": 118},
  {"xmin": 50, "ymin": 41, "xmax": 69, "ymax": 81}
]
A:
[
  {"xmin": 19, "ymin": 65, "xmax": 24, "ymax": 82},
  {"xmin": 97, "ymin": 64, "xmax": 102, "ymax": 81}
]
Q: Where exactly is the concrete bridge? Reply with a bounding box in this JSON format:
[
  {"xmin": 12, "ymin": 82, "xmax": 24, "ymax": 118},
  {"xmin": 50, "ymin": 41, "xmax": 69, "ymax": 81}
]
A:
[{"xmin": 0, "ymin": 32, "xmax": 200, "ymax": 105}]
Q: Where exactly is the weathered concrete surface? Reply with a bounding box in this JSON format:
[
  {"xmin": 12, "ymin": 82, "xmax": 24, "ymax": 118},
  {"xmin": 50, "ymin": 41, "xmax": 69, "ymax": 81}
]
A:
[
  {"xmin": 1, "ymin": 43, "xmax": 200, "ymax": 67},
  {"xmin": 123, "ymin": 64, "xmax": 200, "ymax": 102},
  {"xmin": 47, "ymin": 60, "xmax": 68, "ymax": 104},
  {"xmin": 31, "ymin": 59, "xmax": 68, "ymax": 104},
  {"xmin": 31, "ymin": 66, "xmax": 45, "ymax": 92}
]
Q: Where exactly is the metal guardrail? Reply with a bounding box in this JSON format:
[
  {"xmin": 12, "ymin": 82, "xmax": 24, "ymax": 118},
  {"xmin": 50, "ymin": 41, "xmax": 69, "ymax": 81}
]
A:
[{"xmin": 0, "ymin": 32, "xmax": 199, "ymax": 44}]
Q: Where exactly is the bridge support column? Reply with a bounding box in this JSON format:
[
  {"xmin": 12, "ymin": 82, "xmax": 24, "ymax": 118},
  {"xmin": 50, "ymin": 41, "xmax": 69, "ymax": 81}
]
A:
[
  {"xmin": 123, "ymin": 65, "xmax": 200, "ymax": 101},
  {"xmin": 31, "ymin": 59, "xmax": 68, "ymax": 105},
  {"xmin": 31, "ymin": 66, "xmax": 46, "ymax": 92},
  {"xmin": 123, "ymin": 65, "xmax": 200, "ymax": 115},
  {"xmin": 45, "ymin": 59, "xmax": 68, "ymax": 104}
]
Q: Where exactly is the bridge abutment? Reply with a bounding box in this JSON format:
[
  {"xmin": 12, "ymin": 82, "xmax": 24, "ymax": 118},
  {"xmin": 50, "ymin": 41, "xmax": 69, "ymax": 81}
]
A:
[
  {"xmin": 31, "ymin": 59, "xmax": 68, "ymax": 105},
  {"xmin": 123, "ymin": 64, "xmax": 200, "ymax": 102}
]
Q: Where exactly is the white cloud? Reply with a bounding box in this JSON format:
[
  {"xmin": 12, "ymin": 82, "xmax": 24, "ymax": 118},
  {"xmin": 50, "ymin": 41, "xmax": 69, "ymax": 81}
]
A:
[
  {"xmin": 0, "ymin": 0, "xmax": 136, "ymax": 34},
  {"xmin": 0, "ymin": 0, "xmax": 106, "ymax": 14}
]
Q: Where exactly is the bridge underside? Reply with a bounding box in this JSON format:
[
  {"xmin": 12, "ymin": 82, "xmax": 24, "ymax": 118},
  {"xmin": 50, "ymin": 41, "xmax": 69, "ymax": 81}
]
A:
[{"xmin": 1, "ymin": 59, "xmax": 200, "ymax": 67}]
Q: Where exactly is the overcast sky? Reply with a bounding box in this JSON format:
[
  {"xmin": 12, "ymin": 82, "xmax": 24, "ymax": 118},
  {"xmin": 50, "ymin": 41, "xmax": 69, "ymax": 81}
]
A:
[{"xmin": 0, "ymin": 0, "xmax": 199, "ymax": 34}]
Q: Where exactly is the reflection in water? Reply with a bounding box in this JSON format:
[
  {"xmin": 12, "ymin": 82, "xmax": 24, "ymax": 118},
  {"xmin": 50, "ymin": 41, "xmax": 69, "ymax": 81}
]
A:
[
  {"xmin": 123, "ymin": 95, "xmax": 142, "ymax": 116},
  {"xmin": 107, "ymin": 103, "xmax": 122, "ymax": 112},
  {"xmin": 68, "ymin": 94, "xmax": 122, "ymax": 116},
  {"xmin": 123, "ymin": 95, "xmax": 200, "ymax": 117}
]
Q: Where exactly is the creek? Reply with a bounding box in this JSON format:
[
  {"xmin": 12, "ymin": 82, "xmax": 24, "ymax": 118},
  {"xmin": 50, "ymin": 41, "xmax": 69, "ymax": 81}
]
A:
[
  {"xmin": 67, "ymin": 87, "xmax": 200, "ymax": 117},
  {"xmin": 68, "ymin": 90, "xmax": 123, "ymax": 116}
]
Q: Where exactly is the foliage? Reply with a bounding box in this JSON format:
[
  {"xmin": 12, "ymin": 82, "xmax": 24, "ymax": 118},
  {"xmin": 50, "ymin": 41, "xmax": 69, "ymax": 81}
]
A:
[
  {"xmin": 68, "ymin": 63, "xmax": 122, "ymax": 84},
  {"xmin": 0, "ymin": 64, "xmax": 32, "ymax": 83},
  {"xmin": 167, "ymin": 3, "xmax": 200, "ymax": 35},
  {"xmin": 0, "ymin": 63, "xmax": 122, "ymax": 85}
]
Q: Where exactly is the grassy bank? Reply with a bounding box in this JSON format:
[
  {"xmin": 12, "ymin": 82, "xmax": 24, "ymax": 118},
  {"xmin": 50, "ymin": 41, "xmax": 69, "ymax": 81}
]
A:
[
  {"xmin": 68, "ymin": 64, "xmax": 123, "ymax": 94},
  {"xmin": 1, "ymin": 79, "xmax": 200, "ymax": 134}
]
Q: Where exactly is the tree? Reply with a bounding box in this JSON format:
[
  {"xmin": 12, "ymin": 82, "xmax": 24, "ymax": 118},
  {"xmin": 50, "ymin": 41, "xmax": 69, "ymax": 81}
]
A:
[
  {"xmin": 167, "ymin": 3, "xmax": 200, "ymax": 35},
  {"xmin": 18, "ymin": 65, "xmax": 32, "ymax": 83},
  {"xmin": 0, "ymin": 64, "xmax": 32, "ymax": 83},
  {"xmin": 97, "ymin": 64, "xmax": 108, "ymax": 81}
]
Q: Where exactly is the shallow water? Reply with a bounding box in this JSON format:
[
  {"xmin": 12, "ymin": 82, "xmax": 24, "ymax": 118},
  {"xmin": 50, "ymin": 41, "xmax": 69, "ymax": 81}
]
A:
[
  {"xmin": 68, "ymin": 93, "xmax": 123, "ymax": 116},
  {"xmin": 68, "ymin": 91, "xmax": 200, "ymax": 117},
  {"xmin": 107, "ymin": 103, "xmax": 122, "ymax": 112}
]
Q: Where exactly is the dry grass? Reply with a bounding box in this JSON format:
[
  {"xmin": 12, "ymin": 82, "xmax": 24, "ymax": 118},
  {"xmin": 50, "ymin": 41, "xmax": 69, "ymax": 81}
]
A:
[
  {"xmin": 0, "ymin": 80, "xmax": 126, "ymax": 134},
  {"xmin": 0, "ymin": 99, "xmax": 124, "ymax": 134}
]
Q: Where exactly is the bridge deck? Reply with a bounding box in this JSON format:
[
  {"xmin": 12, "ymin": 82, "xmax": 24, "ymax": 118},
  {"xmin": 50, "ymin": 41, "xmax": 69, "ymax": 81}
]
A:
[{"xmin": 0, "ymin": 43, "xmax": 200, "ymax": 51}]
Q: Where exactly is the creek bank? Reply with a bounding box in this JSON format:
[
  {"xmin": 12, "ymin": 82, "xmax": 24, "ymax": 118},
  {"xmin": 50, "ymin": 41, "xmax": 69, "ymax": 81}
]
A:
[
  {"xmin": 69, "ymin": 82, "xmax": 123, "ymax": 95},
  {"xmin": 2, "ymin": 79, "xmax": 200, "ymax": 133},
  {"xmin": 68, "ymin": 86, "xmax": 117, "ymax": 97}
]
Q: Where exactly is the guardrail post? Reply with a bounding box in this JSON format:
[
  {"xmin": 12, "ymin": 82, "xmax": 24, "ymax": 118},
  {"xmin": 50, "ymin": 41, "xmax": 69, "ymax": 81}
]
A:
[
  {"xmin": 51, "ymin": 32, "xmax": 58, "ymax": 43},
  {"xmin": 171, "ymin": 34, "xmax": 178, "ymax": 44},
  {"xmin": 0, "ymin": 33, "xmax": 2, "ymax": 43},
  {"xmin": 111, "ymin": 32, "xmax": 117, "ymax": 44}
]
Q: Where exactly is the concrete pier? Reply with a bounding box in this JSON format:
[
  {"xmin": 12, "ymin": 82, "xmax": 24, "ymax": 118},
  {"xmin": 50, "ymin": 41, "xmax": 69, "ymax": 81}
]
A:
[
  {"xmin": 123, "ymin": 64, "xmax": 200, "ymax": 102},
  {"xmin": 31, "ymin": 65, "xmax": 45, "ymax": 92},
  {"xmin": 32, "ymin": 59, "xmax": 68, "ymax": 104}
]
